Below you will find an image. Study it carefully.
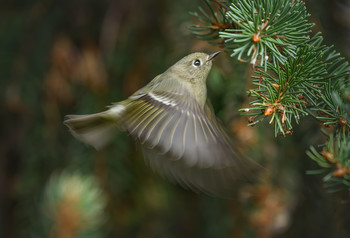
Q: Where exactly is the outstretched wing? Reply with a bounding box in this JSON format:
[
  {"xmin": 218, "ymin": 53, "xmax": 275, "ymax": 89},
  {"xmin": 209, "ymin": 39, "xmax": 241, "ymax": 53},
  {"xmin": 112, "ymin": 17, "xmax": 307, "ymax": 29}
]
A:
[{"xmin": 120, "ymin": 90, "xmax": 259, "ymax": 196}]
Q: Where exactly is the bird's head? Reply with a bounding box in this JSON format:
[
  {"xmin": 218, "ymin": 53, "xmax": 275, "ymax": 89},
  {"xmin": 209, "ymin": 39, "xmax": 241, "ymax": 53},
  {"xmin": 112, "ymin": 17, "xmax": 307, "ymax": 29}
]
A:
[{"xmin": 169, "ymin": 51, "xmax": 221, "ymax": 84}]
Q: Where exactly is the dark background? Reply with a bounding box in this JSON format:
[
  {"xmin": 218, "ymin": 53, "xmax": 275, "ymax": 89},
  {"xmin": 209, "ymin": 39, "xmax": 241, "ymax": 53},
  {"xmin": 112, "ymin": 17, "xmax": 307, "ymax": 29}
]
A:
[{"xmin": 1, "ymin": 0, "xmax": 350, "ymax": 237}]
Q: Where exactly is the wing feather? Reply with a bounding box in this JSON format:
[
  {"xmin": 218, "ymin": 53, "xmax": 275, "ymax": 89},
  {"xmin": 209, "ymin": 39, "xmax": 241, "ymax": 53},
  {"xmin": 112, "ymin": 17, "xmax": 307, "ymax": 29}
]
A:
[
  {"xmin": 127, "ymin": 103, "xmax": 154, "ymax": 129},
  {"xmin": 151, "ymin": 110, "xmax": 178, "ymax": 152},
  {"xmin": 140, "ymin": 109, "xmax": 172, "ymax": 144},
  {"xmin": 137, "ymin": 108, "xmax": 165, "ymax": 142},
  {"xmin": 129, "ymin": 106, "xmax": 159, "ymax": 135},
  {"xmin": 163, "ymin": 111, "xmax": 182, "ymax": 153},
  {"xmin": 164, "ymin": 110, "xmax": 187, "ymax": 159},
  {"xmin": 182, "ymin": 111, "xmax": 199, "ymax": 167}
]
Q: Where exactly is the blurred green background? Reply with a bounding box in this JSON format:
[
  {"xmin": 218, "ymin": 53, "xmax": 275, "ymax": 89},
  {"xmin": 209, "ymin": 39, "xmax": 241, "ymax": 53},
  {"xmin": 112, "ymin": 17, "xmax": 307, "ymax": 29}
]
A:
[{"xmin": 1, "ymin": 0, "xmax": 350, "ymax": 237}]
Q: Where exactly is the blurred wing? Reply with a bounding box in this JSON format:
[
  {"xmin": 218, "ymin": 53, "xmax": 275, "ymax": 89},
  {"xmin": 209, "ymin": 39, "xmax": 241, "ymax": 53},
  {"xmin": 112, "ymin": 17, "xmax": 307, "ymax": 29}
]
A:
[{"xmin": 121, "ymin": 90, "xmax": 259, "ymax": 196}]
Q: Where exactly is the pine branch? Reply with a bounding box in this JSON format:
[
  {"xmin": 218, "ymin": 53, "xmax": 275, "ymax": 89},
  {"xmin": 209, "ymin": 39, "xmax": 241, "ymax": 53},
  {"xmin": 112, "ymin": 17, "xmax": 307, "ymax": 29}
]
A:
[
  {"xmin": 307, "ymin": 134, "xmax": 350, "ymax": 192},
  {"xmin": 189, "ymin": 0, "xmax": 233, "ymax": 46},
  {"xmin": 191, "ymin": 0, "xmax": 313, "ymax": 68},
  {"xmin": 191, "ymin": 0, "xmax": 350, "ymax": 193}
]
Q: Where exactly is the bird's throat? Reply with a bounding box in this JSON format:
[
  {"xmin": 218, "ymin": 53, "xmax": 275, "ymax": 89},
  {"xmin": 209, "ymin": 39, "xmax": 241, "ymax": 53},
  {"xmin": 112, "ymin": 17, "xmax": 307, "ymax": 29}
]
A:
[{"xmin": 190, "ymin": 84, "xmax": 207, "ymax": 108}]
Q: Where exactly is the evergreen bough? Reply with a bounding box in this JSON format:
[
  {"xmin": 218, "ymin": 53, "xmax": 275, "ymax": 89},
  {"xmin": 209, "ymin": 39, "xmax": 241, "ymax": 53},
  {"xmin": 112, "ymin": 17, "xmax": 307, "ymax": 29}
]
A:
[{"xmin": 191, "ymin": 0, "xmax": 350, "ymax": 193}]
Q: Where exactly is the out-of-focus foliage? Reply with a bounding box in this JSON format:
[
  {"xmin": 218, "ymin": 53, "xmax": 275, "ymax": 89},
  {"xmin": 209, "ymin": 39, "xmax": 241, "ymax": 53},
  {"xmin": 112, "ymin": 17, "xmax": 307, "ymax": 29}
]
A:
[
  {"xmin": 42, "ymin": 171, "xmax": 107, "ymax": 238},
  {"xmin": 1, "ymin": 0, "xmax": 350, "ymax": 238}
]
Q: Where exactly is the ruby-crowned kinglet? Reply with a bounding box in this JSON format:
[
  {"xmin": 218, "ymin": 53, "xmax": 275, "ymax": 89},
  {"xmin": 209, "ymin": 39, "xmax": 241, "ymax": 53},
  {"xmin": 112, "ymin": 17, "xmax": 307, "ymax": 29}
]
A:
[{"xmin": 64, "ymin": 52, "xmax": 260, "ymax": 196}]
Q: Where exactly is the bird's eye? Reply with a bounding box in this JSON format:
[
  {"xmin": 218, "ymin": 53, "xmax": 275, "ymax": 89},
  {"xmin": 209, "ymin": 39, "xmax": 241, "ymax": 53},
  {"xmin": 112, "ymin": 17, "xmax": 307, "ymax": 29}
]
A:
[{"xmin": 193, "ymin": 59, "xmax": 201, "ymax": 67}]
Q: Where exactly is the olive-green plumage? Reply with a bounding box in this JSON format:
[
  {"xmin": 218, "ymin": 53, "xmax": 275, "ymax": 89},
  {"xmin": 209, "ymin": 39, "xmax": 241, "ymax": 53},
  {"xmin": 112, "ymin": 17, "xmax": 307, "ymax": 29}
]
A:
[{"xmin": 64, "ymin": 52, "xmax": 259, "ymax": 196}]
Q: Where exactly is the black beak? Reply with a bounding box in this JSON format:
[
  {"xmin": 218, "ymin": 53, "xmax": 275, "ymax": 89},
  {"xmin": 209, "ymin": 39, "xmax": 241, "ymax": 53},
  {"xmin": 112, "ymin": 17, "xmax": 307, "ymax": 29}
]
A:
[{"xmin": 207, "ymin": 51, "xmax": 221, "ymax": 61}]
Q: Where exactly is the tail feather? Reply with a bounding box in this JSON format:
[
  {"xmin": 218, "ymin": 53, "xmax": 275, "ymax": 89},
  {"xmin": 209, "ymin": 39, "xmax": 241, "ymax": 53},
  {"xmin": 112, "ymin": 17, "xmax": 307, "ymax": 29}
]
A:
[{"xmin": 64, "ymin": 112, "xmax": 118, "ymax": 150}]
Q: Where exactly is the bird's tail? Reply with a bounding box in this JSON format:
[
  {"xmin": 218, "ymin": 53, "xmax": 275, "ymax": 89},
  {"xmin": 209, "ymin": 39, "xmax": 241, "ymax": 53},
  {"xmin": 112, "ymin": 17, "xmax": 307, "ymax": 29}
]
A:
[{"xmin": 64, "ymin": 106, "xmax": 124, "ymax": 149}]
